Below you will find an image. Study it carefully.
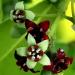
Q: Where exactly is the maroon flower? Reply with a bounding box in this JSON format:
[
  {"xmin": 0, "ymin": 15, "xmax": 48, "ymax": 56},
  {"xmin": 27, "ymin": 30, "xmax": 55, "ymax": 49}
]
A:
[
  {"xmin": 14, "ymin": 51, "xmax": 40, "ymax": 73},
  {"xmin": 25, "ymin": 19, "xmax": 50, "ymax": 43},
  {"xmin": 43, "ymin": 49, "xmax": 73, "ymax": 74}
]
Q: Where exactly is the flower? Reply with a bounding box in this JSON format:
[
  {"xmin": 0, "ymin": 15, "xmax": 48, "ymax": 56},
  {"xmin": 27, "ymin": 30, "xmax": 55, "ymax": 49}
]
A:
[
  {"xmin": 25, "ymin": 19, "xmax": 50, "ymax": 43},
  {"xmin": 10, "ymin": 1, "xmax": 25, "ymax": 23},
  {"xmin": 43, "ymin": 48, "xmax": 73, "ymax": 74},
  {"xmin": 15, "ymin": 34, "xmax": 50, "ymax": 70},
  {"xmin": 10, "ymin": 1, "xmax": 35, "ymax": 23},
  {"xmin": 10, "ymin": 9, "xmax": 25, "ymax": 23}
]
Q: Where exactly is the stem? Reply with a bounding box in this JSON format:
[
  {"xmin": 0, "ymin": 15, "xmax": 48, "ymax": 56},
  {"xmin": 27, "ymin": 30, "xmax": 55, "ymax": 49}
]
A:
[
  {"xmin": 71, "ymin": 0, "xmax": 75, "ymax": 23},
  {"xmin": 0, "ymin": 32, "xmax": 27, "ymax": 62},
  {"xmin": 36, "ymin": 4, "xmax": 52, "ymax": 23},
  {"xmin": 36, "ymin": 14, "xmax": 57, "ymax": 17},
  {"xmin": 48, "ymin": 0, "xmax": 70, "ymax": 51}
]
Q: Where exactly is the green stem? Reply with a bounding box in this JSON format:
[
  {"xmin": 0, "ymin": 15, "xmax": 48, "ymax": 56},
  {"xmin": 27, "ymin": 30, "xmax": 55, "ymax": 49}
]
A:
[
  {"xmin": 48, "ymin": 0, "xmax": 70, "ymax": 51},
  {"xmin": 71, "ymin": 0, "xmax": 75, "ymax": 23},
  {"xmin": 36, "ymin": 4, "xmax": 52, "ymax": 23},
  {"xmin": 36, "ymin": 14, "xmax": 57, "ymax": 17},
  {"xmin": 0, "ymin": 32, "xmax": 27, "ymax": 62}
]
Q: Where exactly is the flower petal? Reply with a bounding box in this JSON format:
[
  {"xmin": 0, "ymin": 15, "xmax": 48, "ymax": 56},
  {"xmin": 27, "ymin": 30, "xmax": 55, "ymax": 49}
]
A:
[
  {"xmin": 38, "ymin": 40, "xmax": 49, "ymax": 52},
  {"xmin": 42, "ymin": 34, "xmax": 49, "ymax": 40},
  {"xmin": 39, "ymin": 54, "xmax": 51, "ymax": 65},
  {"xmin": 27, "ymin": 34, "xmax": 36, "ymax": 46},
  {"xmin": 25, "ymin": 19, "xmax": 37, "ymax": 30},
  {"xmin": 16, "ymin": 47, "xmax": 27, "ymax": 56},
  {"xmin": 15, "ymin": 1, "xmax": 24, "ymax": 10},
  {"xmin": 26, "ymin": 59, "xmax": 37, "ymax": 69},
  {"xmin": 39, "ymin": 20, "xmax": 50, "ymax": 32},
  {"xmin": 25, "ymin": 10, "xmax": 35, "ymax": 21}
]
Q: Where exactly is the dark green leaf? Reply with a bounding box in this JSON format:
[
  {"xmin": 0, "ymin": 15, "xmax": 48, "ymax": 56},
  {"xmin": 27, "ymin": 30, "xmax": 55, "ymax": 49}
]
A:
[{"xmin": 41, "ymin": 70, "xmax": 52, "ymax": 75}]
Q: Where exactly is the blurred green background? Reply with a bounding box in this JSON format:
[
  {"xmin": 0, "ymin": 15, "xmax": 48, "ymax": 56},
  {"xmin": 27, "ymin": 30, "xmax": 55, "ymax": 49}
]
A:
[{"xmin": 0, "ymin": 0, "xmax": 75, "ymax": 75}]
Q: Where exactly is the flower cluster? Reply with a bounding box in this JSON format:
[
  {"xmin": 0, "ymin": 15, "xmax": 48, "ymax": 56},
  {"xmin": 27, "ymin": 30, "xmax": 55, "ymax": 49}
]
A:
[
  {"xmin": 43, "ymin": 49, "xmax": 73, "ymax": 74},
  {"xmin": 10, "ymin": 1, "xmax": 73, "ymax": 74}
]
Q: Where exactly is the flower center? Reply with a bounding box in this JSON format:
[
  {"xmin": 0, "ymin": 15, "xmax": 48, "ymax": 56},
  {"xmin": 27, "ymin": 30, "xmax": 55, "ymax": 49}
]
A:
[
  {"xmin": 12, "ymin": 9, "xmax": 25, "ymax": 23},
  {"xmin": 27, "ymin": 45, "xmax": 44, "ymax": 62}
]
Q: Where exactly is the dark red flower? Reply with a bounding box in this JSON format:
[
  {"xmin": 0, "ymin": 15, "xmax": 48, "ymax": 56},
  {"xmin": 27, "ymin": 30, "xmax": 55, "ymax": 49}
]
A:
[
  {"xmin": 43, "ymin": 49, "xmax": 73, "ymax": 74},
  {"xmin": 14, "ymin": 51, "xmax": 40, "ymax": 73},
  {"xmin": 25, "ymin": 19, "xmax": 50, "ymax": 43}
]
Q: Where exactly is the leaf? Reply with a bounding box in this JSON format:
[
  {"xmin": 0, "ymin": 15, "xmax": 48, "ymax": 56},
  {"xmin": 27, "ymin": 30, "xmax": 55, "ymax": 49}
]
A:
[
  {"xmin": 2, "ymin": 0, "xmax": 18, "ymax": 18},
  {"xmin": 10, "ymin": 23, "xmax": 26, "ymax": 38},
  {"xmin": 41, "ymin": 70, "xmax": 52, "ymax": 75},
  {"xmin": 0, "ymin": 0, "xmax": 3, "ymax": 23}
]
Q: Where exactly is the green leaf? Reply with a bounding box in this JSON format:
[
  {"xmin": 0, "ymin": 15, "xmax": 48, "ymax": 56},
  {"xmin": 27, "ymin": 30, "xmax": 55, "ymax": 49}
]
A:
[
  {"xmin": 10, "ymin": 23, "xmax": 26, "ymax": 38},
  {"xmin": 2, "ymin": 0, "xmax": 18, "ymax": 18},
  {"xmin": 0, "ymin": 0, "xmax": 3, "ymax": 23},
  {"xmin": 41, "ymin": 70, "xmax": 52, "ymax": 75}
]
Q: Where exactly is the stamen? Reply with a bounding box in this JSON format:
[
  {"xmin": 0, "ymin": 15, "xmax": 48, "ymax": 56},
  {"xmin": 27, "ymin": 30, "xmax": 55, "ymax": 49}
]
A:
[
  {"xmin": 32, "ymin": 56, "xmax": 35, "ymax": 60},
  {"xmin": 36, "ymin": 49, "xmax": 40, "ymax": 53},
  {"xmin": 16, "ymin": 10, "xmax": 19, "ymax": 15},
  {"xmin": 18, "ymin": 15, "xmax": 24, "ymax": 18},
  {"xmin": 32, "ymin": 46, "xmax": 35, "ymax": 51},
  {"xmin": 37, "ymin": 55, "xmax": 41, "ymax": 59}
]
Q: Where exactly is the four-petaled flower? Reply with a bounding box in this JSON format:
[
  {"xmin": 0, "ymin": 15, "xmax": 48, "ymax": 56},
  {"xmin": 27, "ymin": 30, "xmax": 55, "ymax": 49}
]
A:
[
  {"xmin": 25, "ymin": 19, "xmax": 50, "ymax": 43},
  {"xmin": 43, "ymin": 49, "xmax": 73, "ymax": 74},
  {"xmin": 15, "ymin": 34, "xmax": 50, "ymax": 69}
]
